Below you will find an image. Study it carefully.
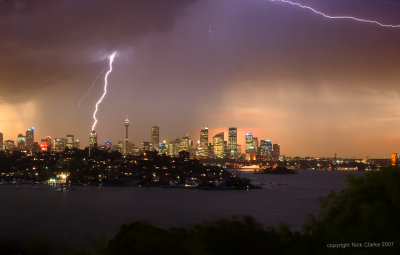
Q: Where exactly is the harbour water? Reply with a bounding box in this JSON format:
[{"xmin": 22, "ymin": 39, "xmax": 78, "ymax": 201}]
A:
[{"xmin": 0, "ymin": 170, "xmax": 364, "ymax": 247}]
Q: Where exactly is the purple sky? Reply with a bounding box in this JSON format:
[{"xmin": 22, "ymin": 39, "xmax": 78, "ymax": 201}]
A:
[{"xmin": 1, "ymin": 0, "xmax": 400, "ymax": 157}]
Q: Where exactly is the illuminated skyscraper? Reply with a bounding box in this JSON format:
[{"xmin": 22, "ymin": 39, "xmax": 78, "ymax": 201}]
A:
[
  {"xmin": 151, "ymin": 126, "xmax": 159, "ymax": 151},
  {"xmin": 0, "ymin": 132, "xmax": 3, "ymax": 151},
  {"xmin": 228, "ymin": 127, "xmax": 238, "ymax": 159},
  {"xmin": 260, "ymin": 140, "xmax": 273, "ymax": 160},
  {"xmin": 245, "ymin": 133, "xmax": 256, "ymax": 160},
  {"xmin": 213, "ymin": 132, "xmax": 224, "ymax": 158},
  {"xmin": 26, "ymin": 127, "xmax": 34, "ymax": 151},
  {"xmin": 179, "ymin": 135, "xmax": 190, "ymax": 153},
  {"xmin": 54, "ymin": 138, "xmax": 66, "ymax": 152},
  {"xmin": 66, "ymin": 134, "xmax": 75, "ymax": 149},
  {"xmin": 200, "ymin": 127, "xmax": 208, "ymax": 146},
  {"xmin": 17, "ymin": 133, "xmax": 26, "ymax": 150},
  {"xmin": 89, "ymin": 131, "xmax": 97, "ymax": 148},
  {"xmin": 273, "ymin": 144, "xmax": 280, "ymax": 161},
  {"xmin": 197, "ymin": 127, "xmax": 209, "ymax": 158}
]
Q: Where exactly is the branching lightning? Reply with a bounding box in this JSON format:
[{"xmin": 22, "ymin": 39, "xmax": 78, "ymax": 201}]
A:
[
  {"xmin": 78, "ymin": 66, "xmax": 107, "ymax": 110},
  {"xmin": 91, "ymin": 51, "xmax": 117, "ymax": 132},
  {"xmin": 270, "ymin": 0, "xmax": 400, "ymax": 28}
]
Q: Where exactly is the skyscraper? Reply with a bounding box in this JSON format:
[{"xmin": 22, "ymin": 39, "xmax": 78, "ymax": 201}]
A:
[
  {"xmin": 179, "ymin": 135, "xmax": 191, "ymax": 153},
  {"xmin": 213, "ymin": 132, "xmax": 224, "ymax": 158},
  {"xmin": 228, "ymin": 127, "xmax": 238, "ymax": 159},
  {"xmin": 273, "ymin": 144, "xmax": 280, "ymax": 161},
  {"xmin": 89, "ymin": 131, "xmax": 97, "ymax": 148},
  {"xmin": 0, "ymin": 132, "xmax": 3, "ymax": 151},
  {"xmin": 197, "ymin": 127, "xmax": 209, "ymax": 158},
  {"xmin": 151, "ymin": 126, "xmax": 159, "ymax": 151},
  {"xmin": 66, "ymin": 135, "xmax": 75, "ymax": 149},
  {"xmin": 245, "ymin": 133, "xmax": 256, "ymax": 160},
  {"xmin": 125, "ymin": 116, "xmax": 130, "ymax": 155},
  {"xmin": 17, "ymin": 133, "xmax": 26, "ymax": 150},
  {"xmin": 26, "ymin": 127, "xmax": 34, "ymax": 151},
  {"xmin": 54, "ymin": 138, "xmax": 66, "ymax": 152},
  {"xmin": 260, "ymin": 140, "xmax": 273, "ymax": 160},
  {"xmin": 200, "ymin": 127, "xmax": 208, "ymax": 146}
]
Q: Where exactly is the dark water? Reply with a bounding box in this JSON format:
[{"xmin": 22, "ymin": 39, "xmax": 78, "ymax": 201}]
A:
[{"xmin": 0, "ymin": 170, "xmax": 363, "ymax": 247}]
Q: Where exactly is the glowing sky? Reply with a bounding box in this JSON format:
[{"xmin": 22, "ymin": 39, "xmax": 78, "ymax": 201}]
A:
[{"xmin": 1, "ymin": 0, "xmax": 400, "ymax": 158}]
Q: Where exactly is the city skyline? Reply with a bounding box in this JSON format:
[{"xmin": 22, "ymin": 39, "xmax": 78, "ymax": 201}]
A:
[
  {"xmin": 1, "ymin": 0, "xmax": 400, "ymax": 158},
  {"xmin": 0, "ymin": 124, "xmax": 279, "ymax": 157}
]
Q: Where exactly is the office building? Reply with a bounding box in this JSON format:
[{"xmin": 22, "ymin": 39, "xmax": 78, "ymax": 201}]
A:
[
  {"xmin": 273, "ymin": 144, "xmax": 280, "ymax": 161},
  {"xmin": 228, "ymin": 127, "xmax": 238, "ymax": 159},
  {"xmin": 260, "ymin": 140, "xmax": 273, "ymax": 160},
  {"xmin": 245, "ymin": 133, "xmax": 256, "ymax": 160},
  {"xmin": 54, "ymin": 138, "xmax": 66, "ymax": 152},
  {"xmin": 151, "ymin": 126, "xmax": 159, "ymax": 151},
  {"xmin": 17, "ymin": 134, "xmax": 26, "ymax": 150},
  {"xmin": 213, "ymin": 132, "xmax": 224, "ymax": 158},
  {"xmin": 66, "ymin": 135, "xmax": 75, "ymax": 149},
  {"xmin": 197, "ymin": 127, "xmax": 209, "ymax": 158},
  {"xmin": 89, "ymin": 131, "xmax": 97, "ymax": 148},
  {"xmin": 26, "ymin": 127, "xmax": 34, "ymax": 151},
  {"xmin": 179, "ymin": 136, "xmax": 191, "ymax": 153}
]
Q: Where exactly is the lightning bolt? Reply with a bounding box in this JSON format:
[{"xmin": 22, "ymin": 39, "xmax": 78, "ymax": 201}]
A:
[
  {"xmin": 270, "ymin": 0, "xmax": 400, "ymax": 28},
  {"xmin": 91, "ymin": 51, "xmax": 117, "ymax": 132},
  {"xmin": 78, "ymin": 65, "xmax": 107, "ymax": 110}
]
